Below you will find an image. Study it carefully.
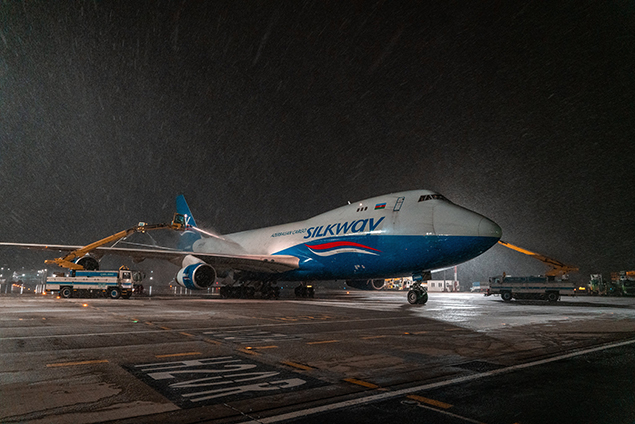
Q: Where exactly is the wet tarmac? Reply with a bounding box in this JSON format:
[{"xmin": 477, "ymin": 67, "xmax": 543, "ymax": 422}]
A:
[{"xmin": 1, "ymin": 290, "xmax": 634, "ymax": 423}]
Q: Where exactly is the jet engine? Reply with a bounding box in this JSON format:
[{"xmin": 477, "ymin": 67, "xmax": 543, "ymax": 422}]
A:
[
  {"xmin": 346, "ymin": 279, "xmax": 385, "ymax": 291},
  {"xmin": 176, "ymin": 263, "xmax": 216, "ymax": 290},
  {"xmin": 75, "ymin": 255, "xmax": 100, "ymax": 270}
]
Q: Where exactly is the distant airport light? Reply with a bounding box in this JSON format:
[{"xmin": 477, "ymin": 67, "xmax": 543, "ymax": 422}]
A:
[{"xmin": 83, "ymin": 304, "xmax": 88, "ymax": 307}]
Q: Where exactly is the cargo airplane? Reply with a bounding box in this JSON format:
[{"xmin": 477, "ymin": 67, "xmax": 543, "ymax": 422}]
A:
[{"xmin": 0, "ymin": 190, "xmax": 501, "ymax": 304}]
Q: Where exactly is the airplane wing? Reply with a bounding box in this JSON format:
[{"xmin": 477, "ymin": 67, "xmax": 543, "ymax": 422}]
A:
[{"xmin": 0, "ymin": 242, "xmax": 299, "ymax": 274}]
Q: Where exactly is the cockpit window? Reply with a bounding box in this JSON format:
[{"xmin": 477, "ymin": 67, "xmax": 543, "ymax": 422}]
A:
[{"xmin": 418, "ymin": 194, "xmax": 448, "ymax": 202}]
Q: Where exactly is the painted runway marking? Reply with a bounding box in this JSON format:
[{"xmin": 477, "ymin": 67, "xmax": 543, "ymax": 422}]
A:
[
  {"xmin": 306, "ymin": 340, "xmax": 338, "ymax": 345},
  {"xmin": 343, "ymin": 378, "xmax": 379, "ymax": 389},
  {"xmin": 155, "ymin": 352, "xmax": 201, "ymax": 358},
  {"xmin": 281, "ymin": 361, "xmax": 314, "ymax": 371},
  {"xmin": 46, "ymin": 359, "xmax": 109, "ymax": 367},
  {"xmin": 404, "ymin": 399, "xmax": 485, "ymax": 424},
  {"xmin": 203, "ymin": 329, "xmax": 302, "ymax": 344},
  {"xmin": 0, "ymin": 316, "xmax": 407, "ymax": 341},
  {"xmin": 275, "ymin": 314, "xmax": 337, "ymax": 322},
  {"xmin": 243, "ymin": 337, "xmax": 635, "ymax": 423},
  {"xmin": 125, "ymin": 355, "xmax": 328, "ymax": 408},
  {"xmin": 407, "ymin": 394, "xmax": 452, "ymax": 409}
]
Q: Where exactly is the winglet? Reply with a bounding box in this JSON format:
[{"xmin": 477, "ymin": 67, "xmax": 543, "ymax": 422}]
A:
[{"xmin": 176, "ymin": 195, "xmax": 198, "ymax": 228}]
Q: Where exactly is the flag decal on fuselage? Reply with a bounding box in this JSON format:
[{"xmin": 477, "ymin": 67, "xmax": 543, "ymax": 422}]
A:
[{"xmin": 374, "ymin": 203, "xmax": 386, "ymax": 210}]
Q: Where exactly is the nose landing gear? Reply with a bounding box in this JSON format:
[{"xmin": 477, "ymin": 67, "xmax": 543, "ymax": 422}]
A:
[{"xmin": 407, "ymin": 281, "xmax": 428, "ymax": 304}]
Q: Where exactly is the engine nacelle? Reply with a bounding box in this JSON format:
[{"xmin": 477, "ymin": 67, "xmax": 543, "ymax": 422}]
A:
[
  {"xmin": 176, "ymin": 263, "xmax": 216, "ymax": 290},
  {"xmin": 75, "ymin": 255, "xmax": 99, "ymax": 270},
  {"xmin": 346, "ymin": 279, "xmax": 386, "ymax": 291}
]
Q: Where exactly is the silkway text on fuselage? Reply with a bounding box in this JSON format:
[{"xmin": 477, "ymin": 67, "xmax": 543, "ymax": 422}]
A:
[{"xmin": 304, "ymin": 217, "xmax": 385, "ymax": 239}]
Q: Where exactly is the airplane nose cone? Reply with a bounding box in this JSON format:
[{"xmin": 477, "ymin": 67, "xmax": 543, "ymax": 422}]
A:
[
  {"xmin": 432, "ymin": 203, "xmax": 501, "ymax": 239},
  {"xmin": 478, "ymin": 217, "xmax": 502, "ymax": 239}
]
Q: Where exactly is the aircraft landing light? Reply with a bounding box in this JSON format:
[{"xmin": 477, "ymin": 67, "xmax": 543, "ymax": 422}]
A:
[{"xmin": 155, "ymin": 352, "xmax": 201, "ymax": 358}]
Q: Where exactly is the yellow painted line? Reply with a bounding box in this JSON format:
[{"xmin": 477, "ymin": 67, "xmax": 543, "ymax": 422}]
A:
[
  {"xmin": 407, "ymin": 394, "xmax": 453, "ymax": 409},
  {"xmin": 155, "ymin": 352, "xmax": 201, "ymax": 358},
  {"xmin": 204, "ymin": 338, "xmax": 221, "ymax": 345},
  {"xmin": 253, "ymin": 345, "xmax": 278, "ymax": 350},
  {"xmin": 361, "ymin": 335, "xmax": 387, "ymax": 340},
  {"xmin": 343, "ymin": 378, "xmax": 379, "ymax": 389},
  {"xmin": 412, "ymin": 331, "xmax": 428, "ymax": 335},
  {"xmin": 239, "ymin": 348, "xmax": 260, "ymax": 355},
  {"xmin": 160, "ymin": 326, "xmax": 171, "ymax": 331},
  {"xmin": 145, "ymin": 322, "xmax": 154, "ymax": 326},
  {"xmin": 307, "ymin": 340, "xmax": 338, "ymax": 345},
  {"xmin": 47, "ymin": 359, "xmax": 109, "ymax": 368},
  {"xmin": 179, "ymin": 332, "xmax": 194, "ymax": 337},
  {"xmin": 281, "ymin": 361, "xmax": 313, "ymax": 371}
]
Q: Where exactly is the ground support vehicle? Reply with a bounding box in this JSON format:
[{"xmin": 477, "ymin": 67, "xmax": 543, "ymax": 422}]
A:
[
  {"xmin": 470, "ymin": 282, "xmax": 489, "ymax": 293},
  {"xmin": 486, "ymin": 275, "xmax": 574, "ymax": 302},
  {"xmin": 46, "ymin": 268, "xmax": 135, "ymax": 299},
  {"xmin": 407, "ymin": 281, "xmax": 428, "ymax": 304}
]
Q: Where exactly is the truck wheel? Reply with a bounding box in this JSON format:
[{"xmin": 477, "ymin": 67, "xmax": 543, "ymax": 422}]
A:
[
  {"xmin": 417, "ymin": 292, "xmax": 429, "ymax": 304},
  {"xmin": 407, "ymin": 290, "xmax": 419, "ymax": 304},
  {"xmin": 122, "ymin": 292, "xmax": 132, "ymax": 299},
  {"xmin": 60, "ymin": 287, "xmax": 72, "ymax": 299},
  {"xmin": 501, "ymin": 291, "xmax": 513, "ymax": 302},
  {"xmin": 547, "ymin": 292, "xmax": 559, "ymax": 302},
  {"xmin": 109, "ymin": 287, "xmax": 121, "ymax": 299}
]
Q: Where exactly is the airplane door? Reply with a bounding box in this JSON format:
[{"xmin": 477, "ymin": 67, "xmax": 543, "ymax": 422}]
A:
[{"xmin": 394, "ymin": 197, "xmax": 405, "ymax": 211}]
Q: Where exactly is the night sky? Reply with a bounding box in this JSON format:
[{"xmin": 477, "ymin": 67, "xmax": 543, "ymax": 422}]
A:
[{"xmin": 1, "ymin": 1, "xmax": 634, "ymax": 284}]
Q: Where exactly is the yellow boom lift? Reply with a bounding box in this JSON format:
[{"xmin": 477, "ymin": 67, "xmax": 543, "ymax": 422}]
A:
[
  {"xmin": 498, "ymin": 240, "xmax": 579, "ymax": 278},
  {"xmin": 45, "ymin": 213, "xmax": 187, "ymax": 270}
]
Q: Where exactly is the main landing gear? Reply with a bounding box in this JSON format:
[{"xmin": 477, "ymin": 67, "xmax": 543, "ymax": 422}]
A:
[
  {"xmin": 294, "ymin": 282, "xmax": 315, "ymax": 298},
  {"xmin": 407, "ymin": 281, "xmax": 428, "ymax": 305},
  {"xmin": 219, "ymin": 281, "xmax": 280, "ymax": 299}
]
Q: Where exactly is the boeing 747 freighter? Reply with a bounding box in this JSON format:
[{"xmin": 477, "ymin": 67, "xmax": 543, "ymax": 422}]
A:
[{"xmin": 1, "ymin": 190, "xmax": 501, "ymax": 304}]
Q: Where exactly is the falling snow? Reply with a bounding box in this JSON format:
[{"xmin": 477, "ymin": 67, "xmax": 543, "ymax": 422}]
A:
[{"xmin": 1, "ymin": 1, "xmax": 634, "ymax": 283}]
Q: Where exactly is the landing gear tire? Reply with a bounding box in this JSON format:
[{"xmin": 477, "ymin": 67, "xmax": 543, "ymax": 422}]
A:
[
  {"xmin": 407, "ymin": 290, "xmax": 419, "ymax": 304},
  {"xmin": 109, "ymin": 287, "xmax": 121, "ymax": 299},
  {"xmin": 501, "ymin": 291, "xmax": 513, "ymax": 302},
  {"xmin": 417, "ymin": 292, "xmax": 429, "ymax": 304},
  {"xmin": 60, "ymin": 287, "xmax": 72, "ymax": 299},
  {"xmin": 546, "ymin": 292, "xmax": 559, "ymax": 302}
]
